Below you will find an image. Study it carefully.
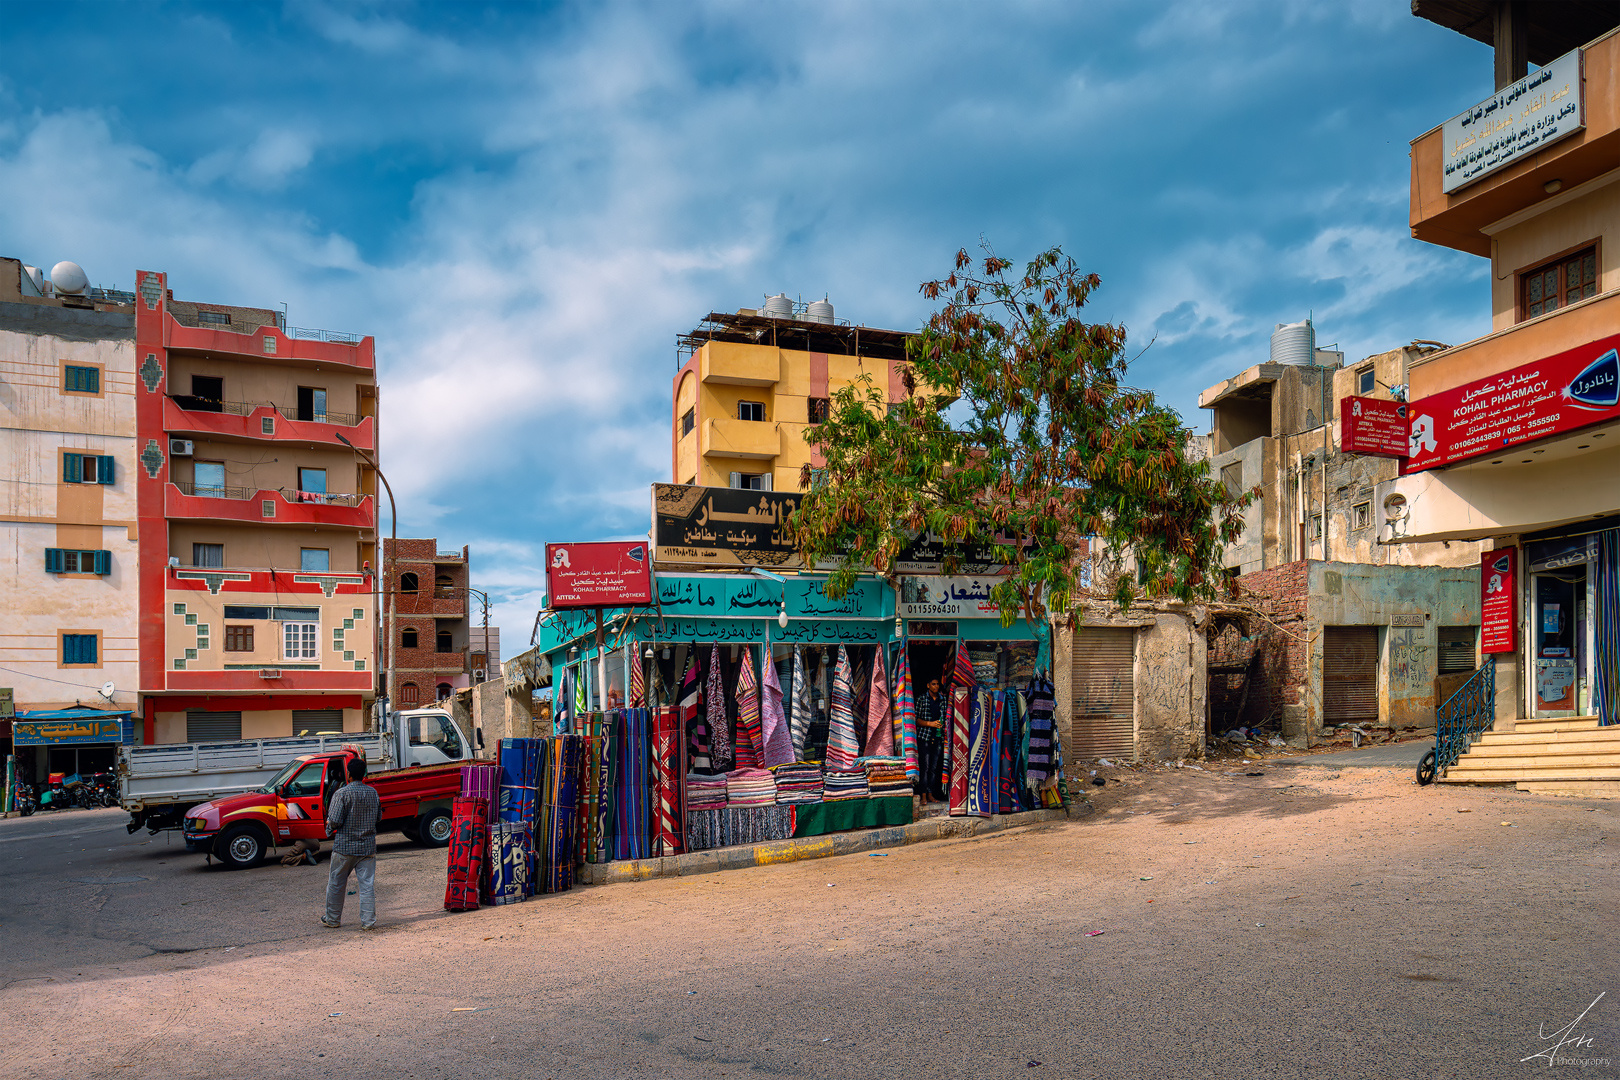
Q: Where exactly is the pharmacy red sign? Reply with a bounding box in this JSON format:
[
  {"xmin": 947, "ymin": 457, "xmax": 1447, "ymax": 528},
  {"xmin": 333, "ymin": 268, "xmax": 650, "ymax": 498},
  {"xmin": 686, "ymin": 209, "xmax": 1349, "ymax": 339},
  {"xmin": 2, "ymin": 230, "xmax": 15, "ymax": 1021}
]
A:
[
  {"xmin": 545, "ymin": 542, "xmax": 652, "ymax": 609},
  {"xmin": 1406, "ymin": 332, "xmax": 1620, "ymax": 471},
  {"xmin": 1340, "ymin": 396, "xmax": 1409, "ymax": 458},
  {"xmin": 1480, "ymin": 547, "xmax": 1516, "ymax": 654}
]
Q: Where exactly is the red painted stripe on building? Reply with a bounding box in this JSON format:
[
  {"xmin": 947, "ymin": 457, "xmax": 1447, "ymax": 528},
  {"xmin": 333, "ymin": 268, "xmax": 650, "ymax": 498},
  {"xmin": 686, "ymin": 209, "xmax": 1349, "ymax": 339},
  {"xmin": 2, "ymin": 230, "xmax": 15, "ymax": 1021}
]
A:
[{"xmin": 148, "ymin": 694, "xmax": 363, "ymax": 713}]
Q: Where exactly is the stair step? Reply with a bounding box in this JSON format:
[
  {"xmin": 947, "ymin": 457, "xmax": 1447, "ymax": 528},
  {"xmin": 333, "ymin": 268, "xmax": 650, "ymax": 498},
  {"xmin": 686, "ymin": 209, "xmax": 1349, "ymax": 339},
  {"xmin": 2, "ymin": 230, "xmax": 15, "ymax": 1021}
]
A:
[
  {"xmin": 1440, "ymin": 767, "xmax": 1620, "ymax": 783},
  {"xmin": 1451, "ymin": 753, "xmax": 1620, "ymax": 771},
  {"xmin": 1474, "ymin": 729, "xmax": 1620, "ymax": 748},
  {"xmin": 1515, "ymin": 781, "xmax": 1620, "ymax": 799},
  {"xmin": 1509, "ymin": 716, "xmax": 1601, "ymax": 733},
  {"xmin": 1462, "ymin": 740, "xmax": 1620, "ymax": 758}
]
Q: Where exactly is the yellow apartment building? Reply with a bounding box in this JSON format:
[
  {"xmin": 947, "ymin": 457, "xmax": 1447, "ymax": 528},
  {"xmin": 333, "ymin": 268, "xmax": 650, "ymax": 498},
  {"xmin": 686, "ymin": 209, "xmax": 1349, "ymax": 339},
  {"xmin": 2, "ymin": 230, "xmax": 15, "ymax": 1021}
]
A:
[{"xmin": 671, "ymin": 299, "xmax": 915, "ymax": 491}]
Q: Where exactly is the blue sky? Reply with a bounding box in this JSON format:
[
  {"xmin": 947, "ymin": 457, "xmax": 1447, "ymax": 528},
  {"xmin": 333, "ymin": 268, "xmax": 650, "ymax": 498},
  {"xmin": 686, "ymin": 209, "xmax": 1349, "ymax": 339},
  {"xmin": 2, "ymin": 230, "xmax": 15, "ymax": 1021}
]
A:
[{"xmin": 0, "ymin": 1, "xmax": 1496, "ymax": 645}]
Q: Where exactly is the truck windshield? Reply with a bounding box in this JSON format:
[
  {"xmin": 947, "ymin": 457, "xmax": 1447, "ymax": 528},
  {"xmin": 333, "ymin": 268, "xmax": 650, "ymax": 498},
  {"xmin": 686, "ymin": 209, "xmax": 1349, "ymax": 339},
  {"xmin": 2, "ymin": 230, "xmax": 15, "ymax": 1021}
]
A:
[{"xmin": 260, "ymin": 760, "xmax": 304, "ymax": 793}]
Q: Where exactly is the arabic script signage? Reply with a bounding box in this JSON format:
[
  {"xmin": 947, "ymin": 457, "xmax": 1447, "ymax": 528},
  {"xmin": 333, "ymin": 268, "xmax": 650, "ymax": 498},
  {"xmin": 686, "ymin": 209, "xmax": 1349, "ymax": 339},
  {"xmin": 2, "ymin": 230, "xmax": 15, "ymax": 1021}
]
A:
[
  {"xmin": 1481, "ymin": 547, "xmax": 1517, "ymax": 654},
  {"xmin": 1441, "ymin": 49, "xmax": 1584, "ymax": 194},
  {"xmin": 546, "ymin": 541, "xmax": 652, "ymax": 609},
  {"xmin": 899, "ymin": 576, "xmax": 1008, "ymax": 618},
  {"xmin": 1340, "ymin": 396, "xmax": 1409, "ymax": 458},
  {"xmin": 1405, "ymin": 332, "xmax": 1620, "ymax": 472},
  {"xmin": 653, "ymin": 484, "xmax": 801, "ymax": 569},
  {"xmin": 14, "ymin": 718, "xmax": 126, "ymax": 746}
]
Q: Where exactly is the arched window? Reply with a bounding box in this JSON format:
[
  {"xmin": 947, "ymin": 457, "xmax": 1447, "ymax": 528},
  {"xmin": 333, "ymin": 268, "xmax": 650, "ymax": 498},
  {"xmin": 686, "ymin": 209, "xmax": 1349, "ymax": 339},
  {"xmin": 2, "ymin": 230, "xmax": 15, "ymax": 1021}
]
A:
[
  {"xmin": 401, "ymin": 627, "xmax": 418, "ymax": 648},
  {"xmin": 436, "ymin": 682, "xmax": 452, "ymax": 700},
  {"xmin": 436, "ymin": 630, "xmax": 453, "ymax": 652},
  {"xmin": 400, "ymin": 682, "xmax": 420, "ymax": 706},
  {"xmin": 400, "ymin": 572, "xmax": 418, "ymax": 594}
]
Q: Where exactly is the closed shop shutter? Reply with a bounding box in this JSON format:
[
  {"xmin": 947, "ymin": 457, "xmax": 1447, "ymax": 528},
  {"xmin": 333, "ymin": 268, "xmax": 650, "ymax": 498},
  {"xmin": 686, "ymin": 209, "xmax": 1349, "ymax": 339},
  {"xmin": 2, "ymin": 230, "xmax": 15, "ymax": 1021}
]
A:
[
  {"xmin": 186, "ymin": 710, "xmax": 243, "ymax": 743},
  {"xmin": 1071, "ymin": 628, "xmax": 1135, "ymax": 759},
  {"xmin": 292, "ymin": 709, "xmax": 344, "ymax": 731},
  {"xmin": 1323, "ymin": 626, "xmax": 1379, "ymax": 724},
  {"xmin": 1436, "ymin": 627, "xmax": 1477, "ymax": 674}
]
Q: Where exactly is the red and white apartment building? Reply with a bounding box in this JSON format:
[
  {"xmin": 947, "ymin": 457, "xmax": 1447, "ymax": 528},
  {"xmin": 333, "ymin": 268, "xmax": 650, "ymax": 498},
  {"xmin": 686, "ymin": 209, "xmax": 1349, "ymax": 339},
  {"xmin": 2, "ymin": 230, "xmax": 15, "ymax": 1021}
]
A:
[{"xmin": 132, "ymin": 269, "xmax": 380, "ymax": 743}]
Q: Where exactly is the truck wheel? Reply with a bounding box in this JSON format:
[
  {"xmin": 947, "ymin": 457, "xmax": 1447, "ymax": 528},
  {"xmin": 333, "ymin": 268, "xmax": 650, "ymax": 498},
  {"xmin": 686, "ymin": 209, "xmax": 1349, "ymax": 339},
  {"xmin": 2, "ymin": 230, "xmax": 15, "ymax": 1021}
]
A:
[
  {"xmin": 217, "ymin": 824, "xmax": 268, "ymax": 870},
  {"xmin": 417, "ymin": 809, "xmax": 453, "ymax": 848}
]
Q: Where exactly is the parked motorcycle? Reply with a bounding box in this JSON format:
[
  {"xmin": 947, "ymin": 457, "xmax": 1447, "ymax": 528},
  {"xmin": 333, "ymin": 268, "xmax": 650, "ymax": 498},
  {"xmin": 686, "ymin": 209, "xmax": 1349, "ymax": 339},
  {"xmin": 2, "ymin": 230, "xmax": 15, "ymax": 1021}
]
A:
[
  {"xmin": 90, "ymin": 771, "xmax": 119, "ymax": 808},
  {"xmin": 12, "ymin": 782, "xmax": 37, "ymax": 816},
  {"xmin": 39, "ymin": 772, "xmax": 76, "ymax": 812}
]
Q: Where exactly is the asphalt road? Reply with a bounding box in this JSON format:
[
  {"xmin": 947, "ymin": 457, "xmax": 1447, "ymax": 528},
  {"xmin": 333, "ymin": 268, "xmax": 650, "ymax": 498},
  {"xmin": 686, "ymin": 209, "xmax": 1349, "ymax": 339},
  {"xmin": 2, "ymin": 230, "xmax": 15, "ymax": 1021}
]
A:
[
  {"xmin": 2, "ymin": 767, "xmax": 1615, "ymax": 1080},
  {"xmin": 0, "ymin": 805, "xmax": 448, "ymax": 980}
]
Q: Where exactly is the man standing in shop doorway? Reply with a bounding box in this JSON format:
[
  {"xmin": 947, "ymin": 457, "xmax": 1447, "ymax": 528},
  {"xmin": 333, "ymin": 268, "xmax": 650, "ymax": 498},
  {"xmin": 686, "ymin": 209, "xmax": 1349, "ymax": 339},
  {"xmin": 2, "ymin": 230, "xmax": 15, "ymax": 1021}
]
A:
[
  {"xmin": 916, "ymin": 674, "xmax": 948, "ymax": 803},
  {"xmin": 321, "ymin": 756, "xmax": 380, "ymax": 930}
]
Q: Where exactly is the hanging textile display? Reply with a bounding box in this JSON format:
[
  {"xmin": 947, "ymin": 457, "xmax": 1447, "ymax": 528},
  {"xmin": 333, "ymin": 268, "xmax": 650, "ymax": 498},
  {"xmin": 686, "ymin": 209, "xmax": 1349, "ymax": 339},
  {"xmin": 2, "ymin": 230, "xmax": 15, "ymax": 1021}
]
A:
[
  {"xmin": 496, "ymin": 738, "xmax": 542, "ymax": 824},
  {"xmin": 572, "ymin": 664, "xmax": 588, "ymax": 731},
  {"xmin": 630, "ymin": 655, "xmax": 646, "ymax": 709},
  {"xmin": 760, "ymin": 647, "xmax": 794, "ymax": 768},
  {"xmin": 706, "ymin": 644, "xmax": 734, "ymax": 770},
  {"xmin": 1596, "ymin": 529, "xmax": 1619, "ymax": 727},
  {"xmin": 593, "ymin": 713, "xmax": 618, "ymax": 864},
  {"xmin": 733, "ymin": 646, "xmax": 764, "ymax": 768},
  {"xmin": 554, "ymin": 668, "xmax": 572, "ymax": 735},
  {"xmin": 577, "ymin": 724, "xmax": 603, "ymax": 865},
  {"xmin": 789, "ymin": 646, "xmax": 812, "ymax": 761},
  {"xmin": 947, "ymin": 686, "xmax": 972, "ymax": 815},
  {"xmin": 892, "ymin": 646, "xmax": 918, "ymax": 782},
  {"xmin": 999, "ymin": 691, "xmax": 1028, "ymax": 813},
  {"xmin": 487, "ymin": 821, "xmax": 534, "ymax": 905},
  {"xmin": 849, "ymin": 648, "xmax": 873, "ymax": 747},
  {"xmin": 460, "ymin": 761, "xmax": 497, "ymax": 802},
  {"xmin": 1044, "ymin": 704, "xmax": 1066, "ymax": 808},
  {"xmin": 1025, "ymin": 674, "xmax": 1056, "ymax": 794},
  {"xmin": 537, "ymin": 735, "xmax": 583, "ymax": 893},
  {"xmin": 963, "ymin": 690, "xmax": 994, "ymax": 817},
  {"xmin": 613, "ymin": 708, "xmax": 652, "ymax": 861},
  {"xmin": 677, "ymin": 654, "xmax": 709, "ymax": 773},
  {"xmin": 863, "ymin": 646, "xmax": 893, "ymax": 758},
  {"xmin": 443, "ymin": 795, "xmax": 488, "ymax": 912},
  {"xmin": 826, "ymin": 645, "xmax": 861, "ymax": 771},
  {"xmin": 952, "ymin": 639, "xmax": 976, "ymax": 690},
  {"xmin": 650, "ymin": 707, "xmax": 686, "ymax": 857}
]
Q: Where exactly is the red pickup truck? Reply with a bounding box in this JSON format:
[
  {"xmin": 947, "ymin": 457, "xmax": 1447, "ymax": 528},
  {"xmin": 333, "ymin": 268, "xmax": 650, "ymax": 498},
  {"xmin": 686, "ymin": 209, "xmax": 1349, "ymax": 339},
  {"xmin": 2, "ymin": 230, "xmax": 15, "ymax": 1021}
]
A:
[{"xmin": 182, "ymin": 745, "xmax": 467, "ymax": 870}]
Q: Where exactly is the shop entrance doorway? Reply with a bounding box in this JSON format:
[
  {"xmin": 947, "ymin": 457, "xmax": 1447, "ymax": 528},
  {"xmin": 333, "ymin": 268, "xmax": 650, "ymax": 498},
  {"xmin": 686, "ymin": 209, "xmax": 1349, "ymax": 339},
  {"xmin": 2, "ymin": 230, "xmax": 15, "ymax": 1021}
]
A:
[
  {"xmin": 1531, "ymin": 567, "xmax": 1587, "ymax": 716},
  {"xmin": 1071, "ymin": 627, "xmax": 1135, "ymax": 760}
]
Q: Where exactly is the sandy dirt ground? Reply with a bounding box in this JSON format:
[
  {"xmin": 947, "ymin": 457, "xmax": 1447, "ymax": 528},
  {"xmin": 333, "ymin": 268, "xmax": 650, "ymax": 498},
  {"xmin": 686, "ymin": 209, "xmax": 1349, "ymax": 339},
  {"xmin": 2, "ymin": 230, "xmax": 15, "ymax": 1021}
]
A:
[{"xmin": 2, "ymin": 758, "xmax": 1615, "ymax": 1080}]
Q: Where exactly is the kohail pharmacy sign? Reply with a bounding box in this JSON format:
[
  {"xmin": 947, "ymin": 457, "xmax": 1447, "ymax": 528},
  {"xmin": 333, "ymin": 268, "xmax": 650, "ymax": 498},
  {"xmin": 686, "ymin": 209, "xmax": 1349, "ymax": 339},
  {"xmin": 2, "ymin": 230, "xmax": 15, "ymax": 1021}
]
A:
[
  {"xmin": 1405, "ymin": 333, "xmax": 1620, "ymax": 472},
  {"xmin": 545, "ymin": 541, "xmax": 653, "ymax": 609},
  {"xmin": 1341, "ymin": 396, "xmax": 1409, "ymax": 458},
  {"xmin": 1481, "ymin": 548, "xmax": 1517, "ymax": 654}
]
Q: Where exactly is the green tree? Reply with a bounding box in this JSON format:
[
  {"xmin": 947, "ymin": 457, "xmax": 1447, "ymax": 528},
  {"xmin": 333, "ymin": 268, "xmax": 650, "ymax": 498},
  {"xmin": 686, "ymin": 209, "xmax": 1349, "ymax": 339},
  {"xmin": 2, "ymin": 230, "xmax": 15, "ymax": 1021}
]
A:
[{"xmin": 791, "ymin": 244, "xmax": 1251, "ymax": 626}]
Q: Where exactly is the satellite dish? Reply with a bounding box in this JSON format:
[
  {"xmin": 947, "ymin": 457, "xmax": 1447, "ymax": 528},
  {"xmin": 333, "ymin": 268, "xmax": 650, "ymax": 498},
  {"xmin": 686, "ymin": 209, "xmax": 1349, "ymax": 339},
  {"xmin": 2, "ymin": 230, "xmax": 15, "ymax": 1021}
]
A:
[
  {"xmin": 99, "ymin": 681, "xmax": 117, "ymax": 701},
  {"xmin": 51, "ymin": 261, "xmax": 89, "ymax": 295}
]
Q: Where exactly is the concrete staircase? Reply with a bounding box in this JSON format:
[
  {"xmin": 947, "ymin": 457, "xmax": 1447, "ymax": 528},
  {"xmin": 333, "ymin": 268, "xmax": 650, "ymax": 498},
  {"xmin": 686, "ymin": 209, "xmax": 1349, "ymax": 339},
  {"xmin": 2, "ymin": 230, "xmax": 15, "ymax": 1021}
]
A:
[{"xmin": 1439, "ymin": 716, "xmax": 1620, "ymax": 797}]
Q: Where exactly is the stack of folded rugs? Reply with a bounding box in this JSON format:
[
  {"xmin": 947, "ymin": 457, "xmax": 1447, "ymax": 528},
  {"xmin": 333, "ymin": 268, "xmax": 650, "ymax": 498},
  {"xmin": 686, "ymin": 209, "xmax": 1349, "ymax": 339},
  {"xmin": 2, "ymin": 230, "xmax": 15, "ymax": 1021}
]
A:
[
  {"xmin": 821, "ymin": 769, "xmax": 870, "ymax": 802},
  {"xmin": 725, "ymin": 768, "xmax": 778, "ymax": 807},
  {"xmin": 686, "ymin": 773, "xmax": 729, "ymax": 811},
  {"xmin": 860, "ymin": 756, "xmax": 911, "ymax": 799},
  {"xmin": 771, "ymin": 762, "xmax": 824, "ymax": 804}
]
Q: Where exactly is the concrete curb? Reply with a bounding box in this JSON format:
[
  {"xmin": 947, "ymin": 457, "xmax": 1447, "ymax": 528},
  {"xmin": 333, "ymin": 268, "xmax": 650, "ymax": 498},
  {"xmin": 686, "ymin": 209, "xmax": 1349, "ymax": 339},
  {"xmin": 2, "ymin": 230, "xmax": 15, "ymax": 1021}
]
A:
[{"xmin": 578, "ymin": 806, "xmax": 1072, "ymax": 886}]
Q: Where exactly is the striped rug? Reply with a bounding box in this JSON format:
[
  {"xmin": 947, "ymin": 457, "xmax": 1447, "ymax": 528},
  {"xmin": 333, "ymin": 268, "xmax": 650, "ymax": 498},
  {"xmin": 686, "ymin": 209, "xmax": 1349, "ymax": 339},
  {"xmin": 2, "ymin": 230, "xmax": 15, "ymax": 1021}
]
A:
[{"xmin": 825, "ymin": 645, "xmax": 861, "ymax": 771}]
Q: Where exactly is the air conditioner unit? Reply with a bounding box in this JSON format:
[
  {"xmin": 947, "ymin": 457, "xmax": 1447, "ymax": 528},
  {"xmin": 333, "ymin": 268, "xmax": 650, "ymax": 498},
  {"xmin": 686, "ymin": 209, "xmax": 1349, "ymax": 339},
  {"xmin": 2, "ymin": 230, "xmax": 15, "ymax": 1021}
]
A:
[
  {"xmin": 473, "ymin": 668, "xmax": 487, "ymax": 683},
  {"xmin": 258, "ymin": 669, "xmax": 282, "ymax": 679},
  {"xmin": 169, "ymin": 439, "xmax": 194, "ymax": 457}
]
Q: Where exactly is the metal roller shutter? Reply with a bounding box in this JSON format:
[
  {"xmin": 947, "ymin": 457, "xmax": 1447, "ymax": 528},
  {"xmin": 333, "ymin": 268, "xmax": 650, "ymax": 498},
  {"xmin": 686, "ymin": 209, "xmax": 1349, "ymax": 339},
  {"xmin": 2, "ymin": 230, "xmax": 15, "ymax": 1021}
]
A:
[
  {"xmin": 186, "ymin": 710, "xmax": 243, "ymax": 743},
  {"xmin": 1323, "ymin": 626, "xmax": 1379, "ymax": 724},
  {"xmin": 292, "ymin": 709, "xmax": 344, "ymax": 731},
  {"xmin": 1071, "ymin": 628, "xmax": 1135, "ymax": 759}
]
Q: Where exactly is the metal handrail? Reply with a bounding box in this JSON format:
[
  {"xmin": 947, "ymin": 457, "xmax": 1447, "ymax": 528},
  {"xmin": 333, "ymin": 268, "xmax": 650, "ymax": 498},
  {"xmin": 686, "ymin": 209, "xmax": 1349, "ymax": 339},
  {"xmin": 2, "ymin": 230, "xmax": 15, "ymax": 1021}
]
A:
[
  {"xmin": 275, "ymin": 406, "xmax": 363, "ymax": 427},
  {"xmin": 167, "ymin": 394, "xmax": 363, "ymax": 427},
  {"xmin": 1434, "ymin": 656, "xmax": 1496, "ymax": 773},
  {"xmin": 286, "ymin": 326, "xmax": 362, "ymax": 345}
]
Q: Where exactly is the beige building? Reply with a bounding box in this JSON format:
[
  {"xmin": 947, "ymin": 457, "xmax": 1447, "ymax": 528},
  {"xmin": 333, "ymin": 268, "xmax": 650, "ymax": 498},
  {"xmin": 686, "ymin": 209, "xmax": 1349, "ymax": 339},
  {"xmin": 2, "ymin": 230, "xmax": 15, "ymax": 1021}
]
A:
[
  {"xmin": 0, "ymin": 259, "xmax": 141, "ymax": 711},
  {"xmin": 1377, "ymin": 9, "xmax": 1620, "ymax": 791},
  {"xmin": 671, "ymin": 300, "xmax": 913, "ymax": 491}
]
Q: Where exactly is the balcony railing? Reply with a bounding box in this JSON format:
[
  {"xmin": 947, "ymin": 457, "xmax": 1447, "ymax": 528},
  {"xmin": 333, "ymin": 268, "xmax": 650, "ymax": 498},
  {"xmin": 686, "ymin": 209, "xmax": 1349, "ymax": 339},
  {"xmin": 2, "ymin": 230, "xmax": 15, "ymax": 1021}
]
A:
[
  {"xmin": 168, "ymin": 395, "xmax": 363, "ymax": 427},
  {"xmin": 174, "ymin": 480, "xmax": 253, "ymax": 499},
  {"xmin": 173, "ymin": 482, "xmax": 364, "ymax": 507},
  {"xmin": 286, "ymin": 326, "xmax": 362, "ymax": 345}
]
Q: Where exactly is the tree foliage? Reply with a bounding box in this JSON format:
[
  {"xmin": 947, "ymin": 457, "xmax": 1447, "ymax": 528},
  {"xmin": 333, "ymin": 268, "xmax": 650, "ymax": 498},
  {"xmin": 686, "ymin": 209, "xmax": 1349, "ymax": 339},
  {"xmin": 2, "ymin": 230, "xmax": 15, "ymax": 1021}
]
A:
[{"xmin": 790, "ymin": 244, "xmax": 1252, "ymax": 626}]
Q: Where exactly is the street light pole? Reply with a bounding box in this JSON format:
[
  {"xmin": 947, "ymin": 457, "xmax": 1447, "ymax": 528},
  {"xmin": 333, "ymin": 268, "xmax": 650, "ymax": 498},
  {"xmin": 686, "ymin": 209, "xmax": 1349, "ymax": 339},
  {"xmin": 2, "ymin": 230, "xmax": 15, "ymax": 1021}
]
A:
[{"xmin": 336, "ymin": 433, "xmax": 395, "ymax": 730}]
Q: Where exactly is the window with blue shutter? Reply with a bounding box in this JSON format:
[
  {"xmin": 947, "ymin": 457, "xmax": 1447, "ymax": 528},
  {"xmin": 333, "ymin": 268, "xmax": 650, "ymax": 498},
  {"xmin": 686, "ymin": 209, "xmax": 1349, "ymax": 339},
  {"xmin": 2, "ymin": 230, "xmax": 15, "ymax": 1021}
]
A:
[
  {"xmin": 94, "ymin": 550, "xmax": 111, "ymax": 575},
  {"xmin": 45, "ymin": 549, "xmax": 111, "ymax": 575},
  {"xmin": 45, "ymin": 548, "xmax": 64, "ymax": 573},
  {"xmin": 97, "ymin": 455, "xmax": 114, "ymax": 484},
  {"xmin": 64, "ymin": 366, "xmax": 99, "ymax": 393},
  {"xmin": 63, "ymin": 634, "xmax": 97, "ymax": 665},
  {"xmin": 63, "ymin": 453, "xmax": 82, "ymax": 483}
]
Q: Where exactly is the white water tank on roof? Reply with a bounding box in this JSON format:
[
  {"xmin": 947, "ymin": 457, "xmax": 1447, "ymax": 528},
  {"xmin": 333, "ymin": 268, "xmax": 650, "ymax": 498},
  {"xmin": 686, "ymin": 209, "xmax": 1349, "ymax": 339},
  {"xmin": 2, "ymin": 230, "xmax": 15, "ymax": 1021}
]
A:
[
  {"xmin": 806, "ymin": 297, "xmax": 834, "ymax": 324},
  {"xmin": 762, "ymin": 293, "xmax": 794, "ymax": 319},
  {"xmin": 1270, "ymin": 319, "xmax": 1315, "ymax": 366},
  {"xmin": 50, "ymin": 261, "xmax": 89, "ymax": 296}
]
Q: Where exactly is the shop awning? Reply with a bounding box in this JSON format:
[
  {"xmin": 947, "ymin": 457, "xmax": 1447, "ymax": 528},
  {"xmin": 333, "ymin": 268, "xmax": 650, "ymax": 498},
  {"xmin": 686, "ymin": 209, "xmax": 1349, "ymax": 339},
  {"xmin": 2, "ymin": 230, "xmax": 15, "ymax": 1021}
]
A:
[{"xmin": 13, "ymin": 710, "xmax": 134, "ymax": 747}]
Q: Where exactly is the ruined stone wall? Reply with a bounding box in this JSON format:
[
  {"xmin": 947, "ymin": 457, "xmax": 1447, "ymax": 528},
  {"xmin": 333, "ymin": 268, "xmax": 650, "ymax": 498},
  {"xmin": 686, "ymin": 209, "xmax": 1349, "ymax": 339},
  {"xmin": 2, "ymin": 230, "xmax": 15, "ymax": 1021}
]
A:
[{"xmin": 1232, "ymin": 561, "xmax": 1311, "ymax": 740}]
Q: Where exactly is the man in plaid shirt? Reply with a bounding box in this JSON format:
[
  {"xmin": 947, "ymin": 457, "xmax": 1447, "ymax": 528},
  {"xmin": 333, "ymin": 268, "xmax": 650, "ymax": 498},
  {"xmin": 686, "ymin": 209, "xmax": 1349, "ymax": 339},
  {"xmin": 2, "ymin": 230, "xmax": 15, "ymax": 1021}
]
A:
[{"xmin": 321, "ymin": 756, "xmax": 381, "ymax": 929}]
